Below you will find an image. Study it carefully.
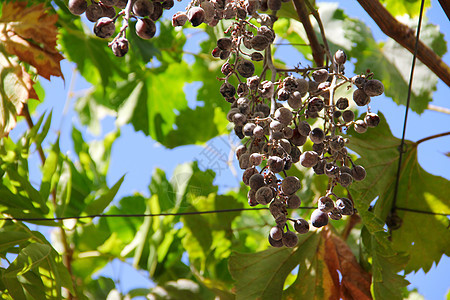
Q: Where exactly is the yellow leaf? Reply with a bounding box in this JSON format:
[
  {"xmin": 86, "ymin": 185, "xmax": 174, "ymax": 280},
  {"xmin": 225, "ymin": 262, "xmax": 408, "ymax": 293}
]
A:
[
  {"xmin": 0, "ymin": 1, "xmax": 64, "ymax": 80},
  {"xmin": 0, "ymin": 52, "xmax": 38, "ymax": 137}
]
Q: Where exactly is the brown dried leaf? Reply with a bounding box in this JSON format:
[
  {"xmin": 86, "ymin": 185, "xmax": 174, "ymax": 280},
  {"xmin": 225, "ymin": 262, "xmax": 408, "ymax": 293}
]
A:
[
  {"xmin": 0, "ymin": 2, "xmax": 64, "ymax": 79},
  {"xmin": 0, "ymin": 53, "xmax": 38, "ymax": 137},
  {"xmin": 322, "ymin": 228, "xmax": 372, "ymax": 300}
]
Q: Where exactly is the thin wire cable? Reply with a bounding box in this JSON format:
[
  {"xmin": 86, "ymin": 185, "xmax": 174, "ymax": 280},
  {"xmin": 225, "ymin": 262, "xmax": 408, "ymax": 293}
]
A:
[
  {"xmin": 0, "ymin": 208, "xmax": 266, "ymax": 222},
  {"xmin": 1, "ymin": 206, "xmax": 447, "ymax": 222},
  {"xmin": 396, "ymin": 207, "xmax": 450, "ymax": 217},
  {"xmin": 391, "ymin": 0, "xmax": 426, "ymax": 215},
  {"xmin": 0, "ymin": 207, "xmax": 315, "ymax": 222}
]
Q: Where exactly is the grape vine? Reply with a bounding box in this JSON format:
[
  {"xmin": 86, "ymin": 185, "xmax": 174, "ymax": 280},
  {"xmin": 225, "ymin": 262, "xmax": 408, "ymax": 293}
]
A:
[{"xmin": 67, "ymin": 0, "xmax": 385, "ymax": 248}]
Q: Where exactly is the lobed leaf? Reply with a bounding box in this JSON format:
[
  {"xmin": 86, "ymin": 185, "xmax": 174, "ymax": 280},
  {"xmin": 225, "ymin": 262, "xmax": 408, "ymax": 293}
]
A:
[
  {"xmin": 0, "ymin": 2, "xmax": 64, "ymax": 79},
  {"xmin": 347, "ymin": 113, "xmax": 450, "ymax": 273}
]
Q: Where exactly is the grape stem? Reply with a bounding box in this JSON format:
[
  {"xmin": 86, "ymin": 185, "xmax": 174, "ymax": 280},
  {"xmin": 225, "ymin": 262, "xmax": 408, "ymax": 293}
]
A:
[
  {"xmin": 108, "ymin": 0, "xmax": 135, "ymax": 46},
  {"xmin": 329, "ymin": 71, "xmax": 338, "ymax": 137},
  {"xmin": 275, "ymin": 66, "xmax": 327, "ymax": 73}
]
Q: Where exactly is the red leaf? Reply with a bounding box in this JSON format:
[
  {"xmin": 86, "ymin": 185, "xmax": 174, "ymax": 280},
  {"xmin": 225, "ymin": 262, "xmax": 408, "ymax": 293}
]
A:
[
  {"xmin": 322, "ymin": 228, "xmax": 372, "ymax": 300},
  {"xmin": 0, "ymin": 2, "xmax": 64, "ymax": 80}
]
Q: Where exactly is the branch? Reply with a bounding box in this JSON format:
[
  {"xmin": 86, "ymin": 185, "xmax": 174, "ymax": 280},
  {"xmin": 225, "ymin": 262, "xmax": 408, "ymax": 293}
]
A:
[
  {"xmin": 291, "ymin": 0, "xmax": 324, "ymax": 66},
  {"xmin": 356, "ymin": 0, "xmax": 450, "ymax": 87},
  {"xmin": 303, "ymin": 0, "xmax": 336, "ymax": 70},
  {"xmin": 438, "ymin": 0, "xmax": 450, "ymax": 21},
  {"xmin": 427, "ymin": 104, "xmax": 450, "ymax": 115},
  {"xmin": 415, "ymin": 131, "xmax": 450, "ymax": 145}
]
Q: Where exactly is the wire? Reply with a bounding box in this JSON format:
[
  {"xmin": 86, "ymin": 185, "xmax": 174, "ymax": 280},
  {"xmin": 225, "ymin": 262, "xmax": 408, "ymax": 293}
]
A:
[
  {"xmin": 396, "ymin": 207, "xmax": 450, "ymax": 217},
  {"xmin": 1, "ymin": 206, "xmax": 448, "ymax": 222},
  {"xmin": 0, "ymin": 208, "xmax": 269, "ymax": 222},
  {"xmin": 391, "ymin": 0, "xmax": 426, "ymax": 215}
]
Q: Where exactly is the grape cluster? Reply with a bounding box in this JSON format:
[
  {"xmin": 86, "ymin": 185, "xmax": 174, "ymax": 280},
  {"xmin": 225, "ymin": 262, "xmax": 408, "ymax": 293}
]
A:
[
  {"xmin": 236, "ymin": 65, "xmax": 383, "ymax": 248},
  {"xmin": 68, "ymin": 0, "xmax": 174, "ymax": 56},
  {"xmin": 69, "ymin": 0, "xmax": 386, "ymax": 247},
  {"xmin": 172, "ymin": 1, "xmax": 384, "ymax": 247}
]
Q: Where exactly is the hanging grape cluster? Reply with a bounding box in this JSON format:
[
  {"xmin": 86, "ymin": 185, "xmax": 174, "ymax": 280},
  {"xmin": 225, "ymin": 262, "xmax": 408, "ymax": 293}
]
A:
[
  {"xmin": 171, "ymin": 0, "xmax": 385, "ymax": 248},
  {"xmin": 67, "ymin": 0, "xmax": 175, "ymax": 56},
  {"xmin": 68, "ymin": 0, "xmax": 385, "ymax": 248}
]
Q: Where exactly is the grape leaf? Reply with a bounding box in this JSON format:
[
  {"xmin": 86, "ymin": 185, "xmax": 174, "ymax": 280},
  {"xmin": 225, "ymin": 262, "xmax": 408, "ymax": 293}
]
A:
[
  {"xmin": 5, "ymin": 243, "xmax": 51, "ymax": 277},
  {"xmin": 229, "ymin": 229, "xmax": 371, "ymax": 300},
  {"xmin": 322, "ymin": 229, "xmax": 372, "ymax": 300},
  {"xmin": 359, "ymin": 225, "xmax": 410, "ymax": 300},
  {"xmin": 0, "ymin": 53, "xmax": 38, "ymax": 137},
  {"xmin": 347, "ymin": 113, "xmax": 450, "ymax": 273},
  {"xmin": 379, "ymin": 0, "xmax": 431, "ymax": 18},
  {"xmin": 0, "ymin": 2, "xmax": 64, "ymax": 79}
]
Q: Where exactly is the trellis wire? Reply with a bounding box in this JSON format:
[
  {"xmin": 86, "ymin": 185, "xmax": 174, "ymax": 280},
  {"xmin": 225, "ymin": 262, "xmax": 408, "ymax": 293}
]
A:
[
  {"xmin": 391, "ymin": 0, "xmax": 427, "ymax": 218},
  {"xmin": 1, "ymin": 206, "xmax": 448, "ymax": 222}
]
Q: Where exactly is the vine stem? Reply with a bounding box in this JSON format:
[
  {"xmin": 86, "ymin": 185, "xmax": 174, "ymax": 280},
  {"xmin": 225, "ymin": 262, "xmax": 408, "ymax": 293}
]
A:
[
  {"xmin": 415, "ymin": 131, "xmax": 450, "ymax": 145},
  {"xmin": 275, "ymin": 66, "xmax": 326, "ymax": 73},
  {"xmin": 328, "ymin": 72, "xmax": 338, "ymax": 137},
  {"xmin": 291, "ymin": 0, "xmax": 324, "ymax": 66},
  {"xmin": 266, "ymin": 45, "xmax": 277, "ymax": 117},
  {"xmin": 427, "ymin": 104, "xmax": 450, "ymax": 115}
]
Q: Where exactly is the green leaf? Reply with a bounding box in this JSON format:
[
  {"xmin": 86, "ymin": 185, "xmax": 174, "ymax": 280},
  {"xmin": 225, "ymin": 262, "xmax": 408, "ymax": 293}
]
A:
[
  {"xmin": 58, "ymin": 19, "xmax": 128, "ymax": 92},
  {"xmin": 116, "ymin": 62, "xmax": 191, "ymax": 144},
  {"xmin": 347, "ymin": 113, "xmax": 450, "ymax": 273},
  {"xmin": 84, "ymin": 175, "xmax": 124, "ymax": 215},
  {"xmin": 163, "ymin": 106, "xmax": 228, "ymax": 148},
  {"xmin": 229, "ymin": 232, "xmax": 321, "ymax": 300},
  {"xmin": 5, "ymin": 243, "xmax": 51, "ymax": 277},
  {"xmin": 0, "ymin": 230, "xmax": 30, "ymax": 253},
  {"xmin": 181, "ymin": 207, "xmax": 213, "ymax": 254},
  {"xmin": 25, "ymin": 111, "xmax": 46, "ymax": 142},
  {"xmin": 72, "ymin": 21, "xmax": 230, "ymax": 148},
  {"xmin": 371, "ymin": 239, "xmax": 410, "ymax": 300},
  {"xmin": 19, "ymin": 270, "xmax": 47, "ymax": 300},
  {"xmin": 379, "ymin": 0, "xmax": 431, "ymax": 17},
  {"xmin": 33, "ymin": 110, "xmax": 52, "ymax": 147},
  {"xmin": 360, "ymin": 226, "xmax": 410, "ymax": 300},
  {"xmin": 6, "ymin": 167, "xmax": 48, "ymax": 214},
  {"xmin": 85, "ymin": 276, "xmax": 115, "ymax": 299},
  {"xmin": 2, "ymin": 276, "xmax": 27, "ymax": 299},
  {"xmin": 149, "ymin": 168, "xmax": 177, "ymax": 212},
  {"xmin": 40, "ymin": 136, "xmax": 60, "ymax": 201}
]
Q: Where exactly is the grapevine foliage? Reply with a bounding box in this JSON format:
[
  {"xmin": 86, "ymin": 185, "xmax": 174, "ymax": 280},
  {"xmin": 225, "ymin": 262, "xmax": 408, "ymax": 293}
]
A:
[{"xmin": 0, "ymin": 0, "xmax": 449, "ymax": 299}]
